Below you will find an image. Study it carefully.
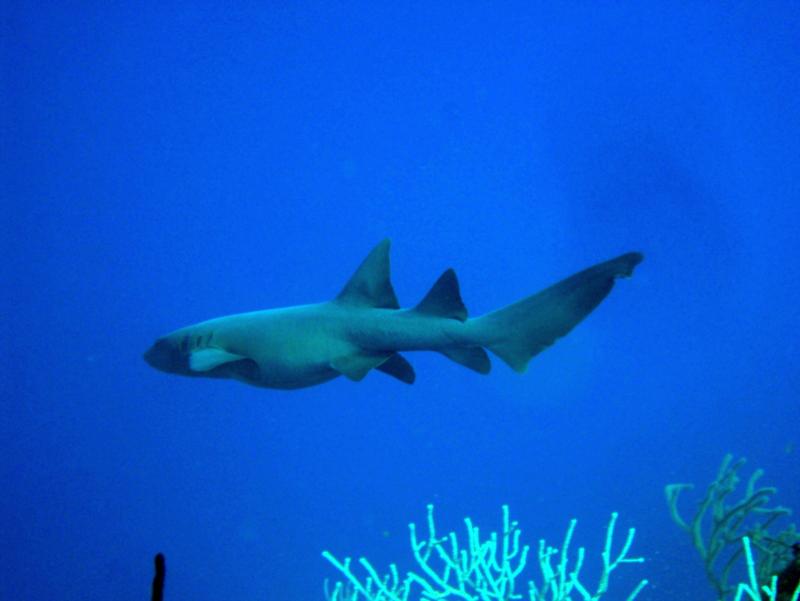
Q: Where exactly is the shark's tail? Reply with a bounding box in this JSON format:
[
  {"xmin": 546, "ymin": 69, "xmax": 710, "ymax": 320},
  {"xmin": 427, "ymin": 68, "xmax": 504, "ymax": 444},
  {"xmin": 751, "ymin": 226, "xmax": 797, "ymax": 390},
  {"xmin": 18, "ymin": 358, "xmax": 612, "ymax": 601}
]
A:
[{"xmin": 469, "ymin": 252, "xmax": 643, "ymax": 373}]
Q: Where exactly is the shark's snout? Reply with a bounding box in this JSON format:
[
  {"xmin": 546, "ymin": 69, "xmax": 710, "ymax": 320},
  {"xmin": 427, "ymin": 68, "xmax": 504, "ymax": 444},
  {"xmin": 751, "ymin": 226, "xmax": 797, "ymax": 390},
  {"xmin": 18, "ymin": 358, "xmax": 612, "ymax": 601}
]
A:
[{"xmin": 143, "ymin": 338, "xmax": 187, "ymax": 374}]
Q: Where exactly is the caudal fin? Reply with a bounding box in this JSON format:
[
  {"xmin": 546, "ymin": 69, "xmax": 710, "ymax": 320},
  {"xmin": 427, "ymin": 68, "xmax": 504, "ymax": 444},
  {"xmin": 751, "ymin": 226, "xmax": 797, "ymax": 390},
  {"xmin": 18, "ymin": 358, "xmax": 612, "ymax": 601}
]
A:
[{"xmin": 472, "ymin": 252, "xmax": 643, "ymax": 373}]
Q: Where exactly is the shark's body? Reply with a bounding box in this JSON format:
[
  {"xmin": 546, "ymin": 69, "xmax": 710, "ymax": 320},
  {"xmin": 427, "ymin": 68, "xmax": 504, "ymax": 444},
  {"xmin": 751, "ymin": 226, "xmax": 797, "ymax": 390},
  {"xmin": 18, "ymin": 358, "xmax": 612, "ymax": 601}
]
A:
[{"xmin": 144, "ymin": 240, "xmax": 642, "ymax": 389}]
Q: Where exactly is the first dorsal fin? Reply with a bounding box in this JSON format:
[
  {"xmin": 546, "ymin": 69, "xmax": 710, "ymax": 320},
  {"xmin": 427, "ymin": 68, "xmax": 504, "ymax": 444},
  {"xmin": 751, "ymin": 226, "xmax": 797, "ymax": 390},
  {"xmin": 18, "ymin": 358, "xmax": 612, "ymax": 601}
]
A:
[
  {"xmin": 335, "ymin": 239, "xmax": 400, "ymax": 309},
  {"xmin": 413, "ymin": 268, "xmax": 468, "ymax": 321}
]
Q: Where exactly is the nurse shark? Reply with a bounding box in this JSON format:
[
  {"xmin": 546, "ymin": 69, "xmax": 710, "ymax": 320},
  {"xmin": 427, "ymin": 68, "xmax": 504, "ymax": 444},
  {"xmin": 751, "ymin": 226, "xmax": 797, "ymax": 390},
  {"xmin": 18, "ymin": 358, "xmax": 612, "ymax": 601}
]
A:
[{"xmin": 144, "ymin": 240, "xmax": 642, "ymax": 389}]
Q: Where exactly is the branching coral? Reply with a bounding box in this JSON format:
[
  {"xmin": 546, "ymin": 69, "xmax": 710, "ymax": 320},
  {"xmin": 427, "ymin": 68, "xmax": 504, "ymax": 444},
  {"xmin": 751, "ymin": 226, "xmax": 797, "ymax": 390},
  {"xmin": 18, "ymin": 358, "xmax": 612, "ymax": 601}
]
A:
[
  {"xmin": 666, "ymin": 454, "xmax": 799, "ymax": 600},
  {"xmin": 322, "ymin": 505, "xmax": 647, "ymax": 601}
]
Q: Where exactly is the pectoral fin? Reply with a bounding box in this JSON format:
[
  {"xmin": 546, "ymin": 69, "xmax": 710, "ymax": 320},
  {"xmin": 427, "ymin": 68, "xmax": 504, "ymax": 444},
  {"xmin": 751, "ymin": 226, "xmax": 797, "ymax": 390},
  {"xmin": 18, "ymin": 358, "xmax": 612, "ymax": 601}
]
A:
[
  {"xmin": 189, "ymin": 348, "xmax": 248, "ymax": 372},
  {"xmin": 331, "ymin": 352, "xmax": 393, "ymax": 382}
]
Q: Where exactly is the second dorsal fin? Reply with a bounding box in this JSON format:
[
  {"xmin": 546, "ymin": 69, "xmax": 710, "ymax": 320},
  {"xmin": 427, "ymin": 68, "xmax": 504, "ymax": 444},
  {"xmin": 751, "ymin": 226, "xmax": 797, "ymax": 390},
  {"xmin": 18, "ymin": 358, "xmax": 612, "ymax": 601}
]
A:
[
  {"xmin": 335, "ymin": 239, "xmax": 400, "ymax": 309},
  {"xmin": 413, "ymin": 268, "xmax": 468, "ymax": 321}
]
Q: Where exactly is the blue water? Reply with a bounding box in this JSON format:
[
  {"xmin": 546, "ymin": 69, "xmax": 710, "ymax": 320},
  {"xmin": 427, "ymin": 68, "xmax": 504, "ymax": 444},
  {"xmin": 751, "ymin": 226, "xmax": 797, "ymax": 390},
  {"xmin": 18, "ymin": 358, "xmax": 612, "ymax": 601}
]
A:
[{"xmin": 4, "ymin": 3, "xmax": 799, "ymax": 600}]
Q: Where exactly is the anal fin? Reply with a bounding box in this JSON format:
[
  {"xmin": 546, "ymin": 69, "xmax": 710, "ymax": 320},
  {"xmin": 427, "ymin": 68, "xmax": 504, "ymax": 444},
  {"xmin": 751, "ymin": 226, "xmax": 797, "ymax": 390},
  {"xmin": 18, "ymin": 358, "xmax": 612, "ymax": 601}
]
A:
[{"xmin": 438, "ymin": 346, "xmax": 491, "ymax": 374}]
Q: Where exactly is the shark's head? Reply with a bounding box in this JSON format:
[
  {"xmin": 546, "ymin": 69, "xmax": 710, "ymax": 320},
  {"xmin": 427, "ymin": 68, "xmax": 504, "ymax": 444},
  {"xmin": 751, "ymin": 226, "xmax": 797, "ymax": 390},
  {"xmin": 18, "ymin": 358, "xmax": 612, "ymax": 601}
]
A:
[
  {"xmin": 143, "ymin": 336, "xmax": 192, "ymax": 375},
  {"xmin": 144, "ymin": 329, "xmax": 262, "ymax": 383}
]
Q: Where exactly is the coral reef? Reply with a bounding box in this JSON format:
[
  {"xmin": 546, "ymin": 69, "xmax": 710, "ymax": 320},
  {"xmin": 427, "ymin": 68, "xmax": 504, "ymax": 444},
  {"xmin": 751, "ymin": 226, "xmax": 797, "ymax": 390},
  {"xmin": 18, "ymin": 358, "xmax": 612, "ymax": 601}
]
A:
[
  {"xmin": 666, "ymin": 454, "xmax": 799, "ymax": 600},
  {"xmin": 322, "ymin": 504, "xmax": 647, "ymax": 601}
]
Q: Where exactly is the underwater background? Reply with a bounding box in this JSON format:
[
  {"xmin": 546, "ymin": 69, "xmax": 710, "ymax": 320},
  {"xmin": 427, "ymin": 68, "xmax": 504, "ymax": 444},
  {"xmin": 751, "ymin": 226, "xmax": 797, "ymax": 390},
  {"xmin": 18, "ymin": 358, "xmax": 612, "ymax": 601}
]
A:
[{"xmin": 4, "ymin": 2, "xmax": 799, "ymax": 600}]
